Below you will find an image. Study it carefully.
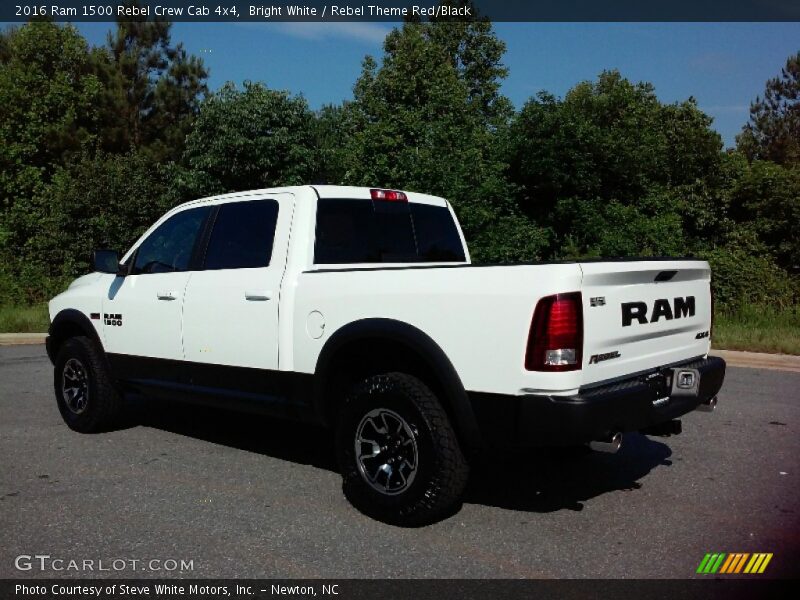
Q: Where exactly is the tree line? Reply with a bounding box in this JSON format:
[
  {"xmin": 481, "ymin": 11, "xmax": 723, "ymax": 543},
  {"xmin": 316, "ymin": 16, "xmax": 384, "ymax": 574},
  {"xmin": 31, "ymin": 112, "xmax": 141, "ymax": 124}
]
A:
[{"xmin": 0, "ymin": 15, "xmax": 798, "ymax": 310}]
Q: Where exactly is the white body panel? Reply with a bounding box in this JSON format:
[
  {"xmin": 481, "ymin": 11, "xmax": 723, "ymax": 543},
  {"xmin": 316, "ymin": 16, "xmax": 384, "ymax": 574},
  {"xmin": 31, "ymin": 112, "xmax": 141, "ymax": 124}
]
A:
[
  {"xmin": 579, "ymin": 261, "xmax": 711, "ymax": 385},
  {"xmin": 49, "ymin": 185, "xmax": 713, "ymax": 399},
  {"xmin": 291, "ymin": 266, "xmax": 584, "ymax": 394},
  {"xmin": 102, "ymin": 271, "xmax": 191, "ymax": 360},
  {"xmin": 181, "ymin": 193, "xmax": 295, "ymax": 369},
  {"xmin": 49, "ymin": 273, "xmax": 107, "ymax": 345}
]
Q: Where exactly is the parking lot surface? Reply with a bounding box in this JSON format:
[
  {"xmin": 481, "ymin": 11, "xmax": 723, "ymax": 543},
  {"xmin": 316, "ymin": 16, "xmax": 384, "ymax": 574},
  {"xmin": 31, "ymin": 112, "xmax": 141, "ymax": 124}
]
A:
[{"xmin": 1, "ymin": 345, "xmax": 798, "ymax": 578}]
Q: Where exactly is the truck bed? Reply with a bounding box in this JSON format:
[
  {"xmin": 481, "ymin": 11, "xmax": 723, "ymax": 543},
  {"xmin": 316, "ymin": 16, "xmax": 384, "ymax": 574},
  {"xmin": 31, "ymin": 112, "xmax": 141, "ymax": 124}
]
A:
[{"xmin": 291, "ymin": 259, "xmax": 712, "ymax": 396}]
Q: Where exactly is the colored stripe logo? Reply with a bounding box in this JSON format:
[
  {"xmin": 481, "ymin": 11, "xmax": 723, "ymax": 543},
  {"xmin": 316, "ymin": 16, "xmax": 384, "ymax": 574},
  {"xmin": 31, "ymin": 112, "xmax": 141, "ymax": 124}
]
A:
[{"xmin": 697, "ymin": 552, "xmax": 773, "ymax": 574}]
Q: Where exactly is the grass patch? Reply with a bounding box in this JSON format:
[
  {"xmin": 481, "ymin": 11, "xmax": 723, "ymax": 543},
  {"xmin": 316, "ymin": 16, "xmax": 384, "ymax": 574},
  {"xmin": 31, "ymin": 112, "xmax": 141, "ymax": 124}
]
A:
[
  {"xmin": 713, "ymin": 304, "xmax": 800, "ymax": 355},
  {"xmin": 0, "ymin": 304, "xmax": 49, "ymax": 333}
]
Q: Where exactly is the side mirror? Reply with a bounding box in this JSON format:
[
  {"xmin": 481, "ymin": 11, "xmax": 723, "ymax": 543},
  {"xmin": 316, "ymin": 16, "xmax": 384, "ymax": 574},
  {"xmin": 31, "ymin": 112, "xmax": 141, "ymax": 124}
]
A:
[{"xmin": 91, "ymin": 249, "xmax": 120, "ymax": 274}]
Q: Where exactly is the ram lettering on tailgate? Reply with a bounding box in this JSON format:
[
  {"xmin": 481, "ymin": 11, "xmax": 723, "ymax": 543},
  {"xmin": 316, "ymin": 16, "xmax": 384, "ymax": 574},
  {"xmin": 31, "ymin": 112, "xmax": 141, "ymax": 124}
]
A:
[{"xmin": 621, "ymin": 296, "xmax": 695, "ymax": 326}]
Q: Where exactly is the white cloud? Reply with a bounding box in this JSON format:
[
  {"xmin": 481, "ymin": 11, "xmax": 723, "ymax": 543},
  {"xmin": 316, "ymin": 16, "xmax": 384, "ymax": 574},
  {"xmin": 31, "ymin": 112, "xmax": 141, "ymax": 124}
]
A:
[
  {"xmin": 247, "ymin": 22, "xmax": 390, "ymax": 44},
  {"xmin": 689, "ymin": 52, "xmax": 737, "ymax": 74}
]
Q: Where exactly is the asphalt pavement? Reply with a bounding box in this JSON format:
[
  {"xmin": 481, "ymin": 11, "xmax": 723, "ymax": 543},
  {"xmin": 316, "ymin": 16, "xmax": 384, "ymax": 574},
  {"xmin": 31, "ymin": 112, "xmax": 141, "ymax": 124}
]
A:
[{"xmin": 1, "ymin": 344, "xmax": 798, "ymax": 579}]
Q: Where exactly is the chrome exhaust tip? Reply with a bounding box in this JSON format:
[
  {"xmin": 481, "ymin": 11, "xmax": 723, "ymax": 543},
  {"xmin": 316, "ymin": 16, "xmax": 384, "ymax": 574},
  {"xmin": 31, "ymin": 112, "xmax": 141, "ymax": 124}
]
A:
[
  {"xmin": 697, "ymin": 395, "xmax": 718, "ymax": 413},
  {"xmin": 589, "ymin": 432, "xmax": 622, "ymax": 454}
]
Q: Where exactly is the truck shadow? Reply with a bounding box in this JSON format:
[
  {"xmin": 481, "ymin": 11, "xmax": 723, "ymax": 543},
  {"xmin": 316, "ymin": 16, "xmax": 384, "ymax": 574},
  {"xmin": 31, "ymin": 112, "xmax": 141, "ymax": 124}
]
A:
[
  {"xmin": 463, "ymin": 434, "xmax": 673, "ymax": 513},
  {"xmin": 131, "ymin": 398, "xmax": 673, "ymax": 516},
  {"xmin": 130, "ymin": 397, "xmax": 339, "ymax": 472}
]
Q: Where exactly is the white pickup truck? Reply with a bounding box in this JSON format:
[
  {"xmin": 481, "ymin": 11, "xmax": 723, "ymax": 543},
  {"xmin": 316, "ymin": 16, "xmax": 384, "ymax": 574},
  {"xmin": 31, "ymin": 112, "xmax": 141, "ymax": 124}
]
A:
[{"xmin": 47, "ymin": 185, "xmax": 725, "ymax": 525}]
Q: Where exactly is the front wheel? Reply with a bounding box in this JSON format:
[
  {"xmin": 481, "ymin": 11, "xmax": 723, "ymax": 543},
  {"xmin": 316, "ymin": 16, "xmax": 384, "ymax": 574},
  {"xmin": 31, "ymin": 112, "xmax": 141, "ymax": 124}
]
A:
[
  {"xmin": 336, "ymin": 372, "xmax": 469, "ymax": 526},
  {"xmin": 54, "ymin": 336, "xmax": 123, "ymax": 433}
]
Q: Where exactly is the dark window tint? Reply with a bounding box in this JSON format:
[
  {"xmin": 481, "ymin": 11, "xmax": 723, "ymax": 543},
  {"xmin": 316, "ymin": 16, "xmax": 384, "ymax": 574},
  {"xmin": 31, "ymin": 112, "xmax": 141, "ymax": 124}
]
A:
[
  {"xmin": 314, "ymin": 199, "xmax": 377, "ymax": 264},
  {"xmin": 133, "ymin": 206, "xmax": 211, "ymax": 274},
  {"xmin": 314, "ymin": 199, "xmax": 466, "ymax": 264},
  {"xmin": 204, "ymin": 200, "xmax": 279, "ymax": 270},
  {"xmin": 374, "ymin": 201, "xmax": 417, "ymax": 262},
  {"xmin": 410, "ymin": 203, "xmax": 466, "ymax": 262}
]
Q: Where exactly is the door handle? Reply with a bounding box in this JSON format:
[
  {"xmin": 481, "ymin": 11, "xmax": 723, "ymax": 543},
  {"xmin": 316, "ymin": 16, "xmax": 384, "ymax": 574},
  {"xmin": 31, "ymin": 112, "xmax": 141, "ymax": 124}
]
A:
[
  {"xmin": 157, "ymin": 291, "xmax": 177, "ymax": 300},
  {"xmin": 245, "ymin": 290, "xmax": 272, "ymax": 301}
]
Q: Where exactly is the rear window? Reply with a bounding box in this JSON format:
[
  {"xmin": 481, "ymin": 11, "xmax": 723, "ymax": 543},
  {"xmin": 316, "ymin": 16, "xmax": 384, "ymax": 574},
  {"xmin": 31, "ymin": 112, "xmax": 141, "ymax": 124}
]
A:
[{"xmin": 314, "ymin": 199, "xmax": 466, "ymax": 264}]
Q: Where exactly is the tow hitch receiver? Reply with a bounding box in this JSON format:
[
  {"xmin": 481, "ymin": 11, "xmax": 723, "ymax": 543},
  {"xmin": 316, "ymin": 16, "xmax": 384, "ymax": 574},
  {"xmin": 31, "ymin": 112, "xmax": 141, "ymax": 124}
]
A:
[{"xmin": 670, "ymin": 367, "xmax": 700, "ymax": 397}]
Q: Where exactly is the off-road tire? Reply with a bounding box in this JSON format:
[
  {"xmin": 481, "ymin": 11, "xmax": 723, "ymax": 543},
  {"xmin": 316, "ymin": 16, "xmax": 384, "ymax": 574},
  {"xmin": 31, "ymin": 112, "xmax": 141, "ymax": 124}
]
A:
[
  {"xmin": 336, "ymin": 372, "xmax": 469, "ymax": 526},
  {"xmin": 54, "ymin": 336, "xmax": 123, "ymax": 433}
]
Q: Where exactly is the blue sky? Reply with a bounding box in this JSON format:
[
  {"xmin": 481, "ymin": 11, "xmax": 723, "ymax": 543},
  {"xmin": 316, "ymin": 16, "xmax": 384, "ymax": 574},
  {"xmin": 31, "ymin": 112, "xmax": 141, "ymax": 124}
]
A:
[{"xmin": 73, "ymin": 21, "xmax": 800, "ymax": 147}]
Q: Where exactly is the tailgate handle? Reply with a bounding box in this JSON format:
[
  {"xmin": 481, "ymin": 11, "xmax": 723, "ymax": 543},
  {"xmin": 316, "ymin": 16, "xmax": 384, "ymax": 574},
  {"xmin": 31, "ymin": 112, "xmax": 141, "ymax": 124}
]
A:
[{"xmin": 654, "ymin": 270, "xmax": 677, "ymax": 282}]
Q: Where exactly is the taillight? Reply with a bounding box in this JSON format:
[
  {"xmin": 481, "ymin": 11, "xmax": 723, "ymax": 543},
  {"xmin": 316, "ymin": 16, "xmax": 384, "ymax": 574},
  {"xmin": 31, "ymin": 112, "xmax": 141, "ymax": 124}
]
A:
[
  {"xmin": 370, "ymin": 188, "xmax": 407, "ymax": 202},
  {"xmin": 525, "ymin": 292, "xmax": 583, "ymax": 371}
]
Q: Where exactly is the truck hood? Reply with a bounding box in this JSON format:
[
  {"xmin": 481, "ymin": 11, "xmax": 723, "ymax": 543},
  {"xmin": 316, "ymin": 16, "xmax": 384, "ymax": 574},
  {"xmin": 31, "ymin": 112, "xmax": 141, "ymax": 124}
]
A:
[{"xmin": 66, "ymin": 272, "xmax": 105, "ymax": 290}]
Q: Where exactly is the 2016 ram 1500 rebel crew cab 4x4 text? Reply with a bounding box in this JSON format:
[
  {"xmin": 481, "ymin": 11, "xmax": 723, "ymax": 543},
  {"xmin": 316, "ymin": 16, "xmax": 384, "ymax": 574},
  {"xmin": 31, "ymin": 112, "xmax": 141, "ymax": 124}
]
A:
[{"xmin": 47, "ymin": 185, "xmax": 726, "ymax": 525}]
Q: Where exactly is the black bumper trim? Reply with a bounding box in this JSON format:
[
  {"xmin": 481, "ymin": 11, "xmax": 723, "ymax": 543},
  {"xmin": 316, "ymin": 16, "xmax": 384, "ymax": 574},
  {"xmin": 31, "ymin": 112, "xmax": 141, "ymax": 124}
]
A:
[{"xmin": 469, "ymin": 356, "xmax": 726, "ymax": 449}]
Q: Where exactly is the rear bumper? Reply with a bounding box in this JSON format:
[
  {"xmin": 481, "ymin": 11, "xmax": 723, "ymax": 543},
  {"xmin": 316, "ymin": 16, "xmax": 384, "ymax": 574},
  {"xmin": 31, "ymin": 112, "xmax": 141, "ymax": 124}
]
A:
[{"xmin": 469, "ymin": 355, "xmax": 726, "ymax": 449}]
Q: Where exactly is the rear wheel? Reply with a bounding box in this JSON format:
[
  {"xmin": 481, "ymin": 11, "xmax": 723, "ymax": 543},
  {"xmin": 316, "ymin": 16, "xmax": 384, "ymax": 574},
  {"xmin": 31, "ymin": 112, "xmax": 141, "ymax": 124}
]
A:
[
  {"xmin": 54, "ymin": 336, "xmax": 123, "ymax": 433},
  {"xmin": 336, "ymin": 372, "xmax": 469, "ymax": 526}
]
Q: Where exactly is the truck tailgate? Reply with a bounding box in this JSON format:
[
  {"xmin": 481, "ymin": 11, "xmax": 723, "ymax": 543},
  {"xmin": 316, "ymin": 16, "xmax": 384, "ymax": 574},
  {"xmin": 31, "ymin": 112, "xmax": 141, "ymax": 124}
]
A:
[{"xmin": 579, "ymin": 260, "xmax": 712, "ymax": 386}]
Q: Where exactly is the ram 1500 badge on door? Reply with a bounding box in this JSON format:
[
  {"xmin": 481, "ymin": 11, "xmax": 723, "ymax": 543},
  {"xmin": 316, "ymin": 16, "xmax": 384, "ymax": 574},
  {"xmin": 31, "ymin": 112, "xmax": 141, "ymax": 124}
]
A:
[{"xmin": 47, "ymin": 186, "xmax": 726, "ymax": 525}]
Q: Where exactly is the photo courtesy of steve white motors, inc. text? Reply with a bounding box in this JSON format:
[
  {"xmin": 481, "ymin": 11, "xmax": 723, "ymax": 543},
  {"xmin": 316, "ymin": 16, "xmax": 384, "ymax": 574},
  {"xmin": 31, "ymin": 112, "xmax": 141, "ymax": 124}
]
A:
[{"xmin": 14, "ymin": 583, "xmax": 339, "ymax": 597}]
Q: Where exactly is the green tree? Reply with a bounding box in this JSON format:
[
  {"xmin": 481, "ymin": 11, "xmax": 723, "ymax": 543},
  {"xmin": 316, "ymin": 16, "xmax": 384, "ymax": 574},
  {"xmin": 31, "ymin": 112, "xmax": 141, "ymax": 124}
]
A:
[
  {"xmin": 509, "ymin": 71, "xmax": 722, "ymax": 208},
  {"xmin": 552, "ymin": 193, "xmax": 688, "ymax": 259},
  {"xmin": 700, "ymin": 245, "xmax": 797, "ymax": 309},
  {"xmin": 507, "ymin": 70, "xmax": 724, "ymax": 258},
  {"xmin": 0, "ymin": 22, "xmax": 100, "ymax": 195},
  {"xmin": 91, "ymin": 13, "xmax": 208, "ymax": 161},
  {"xmin": 178, "ymin": 81, "xmax": 317, "ymax": 198},
  {"xmin": 737, "ymin": 51, "xmax": 800, "ymax": 166},
  {"xmin": 0, "ymin": 22, "xmax": 102, "ymax": 303},
  {"xmin": 426, "ymin": 2, "xmax": 511, "ymax": 125},
  {"xmin": 726, "ymin": 159, "xmax": 800, "ymax": 272},
  {"xmin": 15, "ymin": 151, "xmax": 174, "ymax": 302},
  {"xmin": 147, "ymin": 45, "xmax": 208, "ymax": 161},
  {"xmin": 313, "ymin": 102, "xmax": 356, "ymax": 184},
  {"xmin": 343, "ymin": 20, "xmax": 545, "ymax": 262}
]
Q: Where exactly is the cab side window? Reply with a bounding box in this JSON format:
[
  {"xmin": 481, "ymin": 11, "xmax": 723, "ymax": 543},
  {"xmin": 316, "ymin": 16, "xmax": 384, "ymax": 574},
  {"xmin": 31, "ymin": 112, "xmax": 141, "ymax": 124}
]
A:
[
  {"xmin": 203, "ymin": 200, "xmax": 279, "ymax": 270},
  {"xmin": 132, "ymin": 206, "xmax": 211, "ymax": 275}
]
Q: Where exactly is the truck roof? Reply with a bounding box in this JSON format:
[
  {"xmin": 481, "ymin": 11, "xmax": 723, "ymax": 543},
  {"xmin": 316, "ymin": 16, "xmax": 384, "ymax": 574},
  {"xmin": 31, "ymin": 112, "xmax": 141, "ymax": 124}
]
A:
[{"xmin": 176, "ymin": 185, "xmax": 448, "ymax": 209}]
